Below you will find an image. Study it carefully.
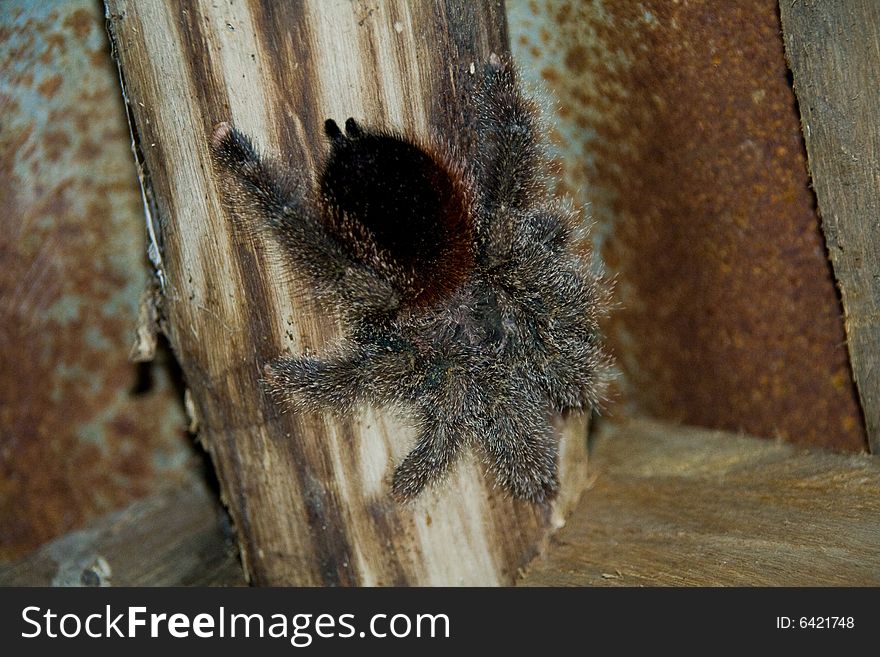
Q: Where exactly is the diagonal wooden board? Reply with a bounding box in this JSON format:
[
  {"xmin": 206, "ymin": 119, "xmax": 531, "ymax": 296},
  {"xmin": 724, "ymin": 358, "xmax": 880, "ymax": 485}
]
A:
[
  {"xmin": 0, "ymin": 475, "xmax": 244, "ymax": 587},
  {"xmin": 779, "ymin": 0, "xmax": 880, "ymax": 454}
]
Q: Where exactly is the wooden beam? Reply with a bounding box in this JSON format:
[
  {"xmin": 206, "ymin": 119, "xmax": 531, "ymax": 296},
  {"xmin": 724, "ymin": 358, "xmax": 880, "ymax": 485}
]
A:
[
  {"xmin": 0, "ymin": 477, "xmax": 244, "ymax": 586},
  {"xmin": 779, "ymin": 0, "xmax": 880, "ymax": 453},
  {"xmin": 521, "ymin": 419, "xmax": 880, "ymax": 586},
  {"xmin": 104, "ymin": 0, "xmax": 589, "ymax": 585}
]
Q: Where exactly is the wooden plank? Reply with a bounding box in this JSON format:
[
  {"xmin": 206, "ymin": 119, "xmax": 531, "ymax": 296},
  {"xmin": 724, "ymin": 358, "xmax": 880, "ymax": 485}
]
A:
[
  {"xmin": 779, "ymin": 0, "xmax": 880, "ymax": 453},
  {"xmin": 103, "ymin": 0, "xmax": 590, "ymax": 585},
  {"xmin": 520, "ymin": 419, "xmax": 880, "ymax": 586},
  {"xmin": 0, "ymin": 477, "xmax": 245, "ymax": 586}
]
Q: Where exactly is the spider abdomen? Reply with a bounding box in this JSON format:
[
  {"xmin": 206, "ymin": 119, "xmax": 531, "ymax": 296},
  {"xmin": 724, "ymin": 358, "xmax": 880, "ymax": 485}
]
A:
[{"xmin": 320, "ymin": 118, "xmax": 474, "ymax": 308}]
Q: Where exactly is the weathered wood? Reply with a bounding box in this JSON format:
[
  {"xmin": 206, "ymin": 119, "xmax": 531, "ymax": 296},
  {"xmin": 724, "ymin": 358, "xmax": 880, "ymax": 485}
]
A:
[
  {"xmin": 521, "ymin": 419, "xmax": 880, "ymax": 586},
  {"xmin": 779, "ymin": 1, "xmax": 880, "ymax": 453},
  {"xmin": 0, "ymin": 477, "xmax": 244, "ymax": 586},
  {"xmin": 104, "ymin": 0, "xmax": 589, "ymax": 585}
]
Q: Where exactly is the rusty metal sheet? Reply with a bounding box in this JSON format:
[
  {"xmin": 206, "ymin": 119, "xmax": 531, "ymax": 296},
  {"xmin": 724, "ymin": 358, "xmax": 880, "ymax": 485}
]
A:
[
  {"xmin": 508, "ymin": 0, "xmax": 867, "ymax": 451},
  {"xmin": 0, "ymin": 1, "xmax": 192, "ymax": 560}
]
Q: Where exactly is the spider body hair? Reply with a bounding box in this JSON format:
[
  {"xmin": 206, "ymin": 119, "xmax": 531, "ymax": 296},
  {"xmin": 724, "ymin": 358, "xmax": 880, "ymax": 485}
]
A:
[{"xmin": 211, "ymin": 54, "xmax": 611, "ymax": 503}]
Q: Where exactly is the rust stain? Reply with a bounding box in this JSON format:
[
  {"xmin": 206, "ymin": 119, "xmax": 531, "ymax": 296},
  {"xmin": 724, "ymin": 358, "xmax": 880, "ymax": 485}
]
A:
[
  {"xmin": 36, "ymin": 73, "xmax": 62, "ymax": 98},
  {"xmin": 509, "ymin": 0, "xmax": 867, "ymax": 451},
  {"xmin": 62, "ymin": 8, "xmax": 92, "ymax": 40},
  {"xmin": 563, "ymin": 44, "xmax": 587, "ymax": 74},
  {"xmin": 0, "ymin": 1, "xmax": 192, "ymax": 560}
]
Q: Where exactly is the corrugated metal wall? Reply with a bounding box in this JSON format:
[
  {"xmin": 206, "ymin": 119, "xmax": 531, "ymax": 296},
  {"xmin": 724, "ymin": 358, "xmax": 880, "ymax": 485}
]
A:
[
  {"xmin": 0, "ymin": 1, "xmax": 193, "ymax": 560},
  {"xmin": 508, "ymin": 0, "xmax": 866, "ymax": 451}
]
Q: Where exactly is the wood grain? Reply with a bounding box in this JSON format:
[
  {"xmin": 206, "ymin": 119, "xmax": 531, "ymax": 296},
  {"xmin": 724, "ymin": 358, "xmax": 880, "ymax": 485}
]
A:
[
  {"xmin": 104, "ymin": 0, "xmax": 589, "ymax": 585},
  {"xmin": 521, "ymin": 419, "xmax": 880, "ymax": 586},
  {"xmin": 0, "ymin": 476, "xmax": 244, "ymax": 587},
  {"xmin": 779, "ymin": 0, "xmax": 880, "ymax": 453}
]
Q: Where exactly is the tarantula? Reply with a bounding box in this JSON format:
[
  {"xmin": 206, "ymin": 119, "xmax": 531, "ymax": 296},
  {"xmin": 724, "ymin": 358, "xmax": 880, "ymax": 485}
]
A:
[{"xmin": 210, "ymin": 54, "xmax": 610, "ymax": 504}]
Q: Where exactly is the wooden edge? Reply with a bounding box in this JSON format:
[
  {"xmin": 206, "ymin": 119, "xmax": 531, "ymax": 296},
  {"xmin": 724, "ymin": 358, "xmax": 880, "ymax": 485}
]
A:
[
  {"xmin": 0, "ymin": 474, "xmax": 245, "ymax": 587},
  {"xmin": 779, "ymin": 0, "xmax": 880, "ymax": 453}
]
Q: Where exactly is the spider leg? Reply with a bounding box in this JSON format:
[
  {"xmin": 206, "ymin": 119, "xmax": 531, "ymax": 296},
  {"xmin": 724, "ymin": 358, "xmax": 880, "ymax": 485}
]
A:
[
  {"xmin": 210, "ymin": 122, "xmax": 399, "ymax": 319},
  {"xmin": 495, "ymin": 206, "xmax": 611, "ymax": 412},
  {"xmin": 263, "ymin": 327, "xmax": 426, "ymax": 414},
  {"xmin": 472, "ymin": 55, "xmax": 548, "ymax": 258},
  {"xmin": 478, "ymin": 391, "xmax": 559, "ymax": 503},
  {"xmin": 538, "ymin": 333, "xmax": 612, "ymax": 413},
  {"xmin": 263, "ymin": 349, "xmax": 369, "ymax": 415},
  {"xmin": 391, "ymin": 415, "xmax": 465, "ymax": 501},
  {"xmin": 535, "ymin": 261, "xmax": 612, "ymax": 413},
  {"xmin": 518, "ymin": 273, "xmax": 610, "ymax": 414}
]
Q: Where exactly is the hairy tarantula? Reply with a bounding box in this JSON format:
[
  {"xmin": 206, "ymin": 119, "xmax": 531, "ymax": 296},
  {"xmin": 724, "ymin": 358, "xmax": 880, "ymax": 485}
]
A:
[{"xmin": 210, "ymin": 54, "xmax": 610, "ymax": 504}]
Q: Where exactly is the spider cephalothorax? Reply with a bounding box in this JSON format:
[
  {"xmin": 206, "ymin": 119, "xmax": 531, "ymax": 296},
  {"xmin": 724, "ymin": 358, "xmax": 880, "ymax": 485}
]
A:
[{"xmin": 211, "ymin": 54, "xmax": 611, "ymax": 503}]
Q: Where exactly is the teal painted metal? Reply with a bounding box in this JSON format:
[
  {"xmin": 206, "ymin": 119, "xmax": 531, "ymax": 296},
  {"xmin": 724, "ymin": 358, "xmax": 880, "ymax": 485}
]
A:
[{"xmin": 0, "ymin": 1, "xmax": 192, "ymax": 559}]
